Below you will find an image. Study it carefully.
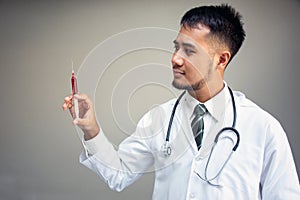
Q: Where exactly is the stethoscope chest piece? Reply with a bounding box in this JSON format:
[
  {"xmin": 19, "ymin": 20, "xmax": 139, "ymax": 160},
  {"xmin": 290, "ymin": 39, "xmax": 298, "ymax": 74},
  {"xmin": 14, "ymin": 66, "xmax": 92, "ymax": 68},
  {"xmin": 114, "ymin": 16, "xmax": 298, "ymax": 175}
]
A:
[
  {"xmin": 161, "ymin": 141, "xmax": 172, "ymax": 157},
  {"xmin": 161, "ymin": 86, "xmax": 240, "ymax": 186}
]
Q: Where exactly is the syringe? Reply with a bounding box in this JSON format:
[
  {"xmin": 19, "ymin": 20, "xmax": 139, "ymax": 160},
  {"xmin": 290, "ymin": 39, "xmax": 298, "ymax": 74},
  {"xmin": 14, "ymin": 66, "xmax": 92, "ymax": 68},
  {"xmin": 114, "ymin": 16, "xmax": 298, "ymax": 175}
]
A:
[{"xmin": 71, "ymin": 63, "xmax": 79, "ymax": 119}]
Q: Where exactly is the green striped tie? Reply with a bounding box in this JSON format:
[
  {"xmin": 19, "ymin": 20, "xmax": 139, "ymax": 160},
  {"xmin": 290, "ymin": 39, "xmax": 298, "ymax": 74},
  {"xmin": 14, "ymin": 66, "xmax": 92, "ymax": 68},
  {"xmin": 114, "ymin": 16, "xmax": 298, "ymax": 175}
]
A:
[{"xmin": 191, "ymin": 104, "xmax": 207, "ymax": 150}]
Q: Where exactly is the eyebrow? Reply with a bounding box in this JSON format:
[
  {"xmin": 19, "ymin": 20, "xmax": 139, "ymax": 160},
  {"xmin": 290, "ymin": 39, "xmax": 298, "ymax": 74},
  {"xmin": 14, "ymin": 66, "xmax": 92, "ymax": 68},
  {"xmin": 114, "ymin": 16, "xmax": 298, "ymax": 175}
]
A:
[{"xmin": 173, "ymin": 40, "xmax": 197, "ymax": 49}]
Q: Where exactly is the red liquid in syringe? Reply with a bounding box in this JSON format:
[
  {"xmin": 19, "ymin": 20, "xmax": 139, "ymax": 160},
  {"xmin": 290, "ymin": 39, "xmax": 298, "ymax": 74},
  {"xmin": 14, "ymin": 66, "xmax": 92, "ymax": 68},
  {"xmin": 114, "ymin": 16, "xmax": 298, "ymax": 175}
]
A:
[{"xmin": 71, "ymin": 70, "xmax": 78, "ymax": 95}]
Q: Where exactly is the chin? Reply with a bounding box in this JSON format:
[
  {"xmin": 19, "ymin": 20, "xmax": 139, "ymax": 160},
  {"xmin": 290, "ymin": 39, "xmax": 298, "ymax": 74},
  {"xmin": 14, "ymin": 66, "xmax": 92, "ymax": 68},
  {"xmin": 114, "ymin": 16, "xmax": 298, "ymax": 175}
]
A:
[
  {"xmin": 172, "ymin": 79, "xmax": 204, "ymax": 91},
  {"xmin": 172, "ymin": 80, "xmax": 193, "ymax": 90}
]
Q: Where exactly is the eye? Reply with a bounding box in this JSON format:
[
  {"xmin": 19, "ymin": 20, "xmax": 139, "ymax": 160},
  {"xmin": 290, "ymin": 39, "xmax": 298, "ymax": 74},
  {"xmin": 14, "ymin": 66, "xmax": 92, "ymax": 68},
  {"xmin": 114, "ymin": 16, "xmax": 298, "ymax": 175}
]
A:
[
  {"xmin": 184, "ymin": 48, "xmax": 195, "ymax": 56},
  {"xmin": 174, "ymin": 45, "xmax": 179, "ymax": 52}
]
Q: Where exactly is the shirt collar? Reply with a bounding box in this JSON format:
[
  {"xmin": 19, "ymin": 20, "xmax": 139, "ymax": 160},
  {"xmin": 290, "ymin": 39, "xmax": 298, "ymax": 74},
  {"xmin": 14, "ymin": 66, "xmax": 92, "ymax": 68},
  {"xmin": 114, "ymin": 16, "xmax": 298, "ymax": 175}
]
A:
[{"xmin": 182, "ymin": 82, "xmax": 231, "ymax": 122}]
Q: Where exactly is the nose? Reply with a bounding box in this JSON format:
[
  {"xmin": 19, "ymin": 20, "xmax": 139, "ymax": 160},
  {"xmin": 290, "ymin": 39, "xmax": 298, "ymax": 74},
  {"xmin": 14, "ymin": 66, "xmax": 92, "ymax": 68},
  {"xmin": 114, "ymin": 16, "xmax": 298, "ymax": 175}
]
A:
[{"xmin": 172, "ymin": 51, "xmax": 184, "ymax": 67}]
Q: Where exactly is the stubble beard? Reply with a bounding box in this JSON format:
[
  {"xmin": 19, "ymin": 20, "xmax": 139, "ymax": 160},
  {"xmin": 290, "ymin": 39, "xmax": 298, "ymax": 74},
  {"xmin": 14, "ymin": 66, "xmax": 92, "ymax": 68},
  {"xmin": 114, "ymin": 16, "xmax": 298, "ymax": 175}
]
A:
[
  {"xmin": 172, "ymin": 78, "xmax": 205, "ymax": 91},
  {"xmin": 172, "ymin": 66, "xmax": 212, "ymax": 92}
]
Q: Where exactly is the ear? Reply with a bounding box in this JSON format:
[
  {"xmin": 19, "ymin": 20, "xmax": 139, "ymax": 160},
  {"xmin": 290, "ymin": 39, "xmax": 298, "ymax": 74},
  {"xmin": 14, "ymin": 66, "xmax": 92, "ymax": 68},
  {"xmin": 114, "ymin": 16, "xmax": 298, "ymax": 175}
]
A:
[{"xmin": 216, "ymin": 51, "xmax": 231, "ymax": 71}]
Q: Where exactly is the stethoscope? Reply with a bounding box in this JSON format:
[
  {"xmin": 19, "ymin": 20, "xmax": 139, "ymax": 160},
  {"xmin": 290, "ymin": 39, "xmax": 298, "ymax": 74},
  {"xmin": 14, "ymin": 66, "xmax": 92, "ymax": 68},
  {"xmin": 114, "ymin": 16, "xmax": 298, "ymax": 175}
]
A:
[{"xmin": 160, "ymin": 86, "xmax": 240, "ymax": 186}]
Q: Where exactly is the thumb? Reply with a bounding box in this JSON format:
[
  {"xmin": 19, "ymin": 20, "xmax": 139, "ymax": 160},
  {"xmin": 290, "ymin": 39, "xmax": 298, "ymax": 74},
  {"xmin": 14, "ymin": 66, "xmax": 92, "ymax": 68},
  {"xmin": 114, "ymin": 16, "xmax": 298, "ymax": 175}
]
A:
[
  {"xmin": 72, "ymin": 118, "xmax": 88, "ymax": 127},
  {"xmin": 72, "ymin": 117, "xmax": 100, "ymax": 138}
]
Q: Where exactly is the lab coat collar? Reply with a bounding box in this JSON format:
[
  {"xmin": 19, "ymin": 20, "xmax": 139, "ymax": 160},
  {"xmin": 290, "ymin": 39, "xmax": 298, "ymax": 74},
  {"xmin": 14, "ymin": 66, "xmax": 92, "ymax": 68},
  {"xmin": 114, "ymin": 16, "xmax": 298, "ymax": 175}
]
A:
[{"xmin": 183, "ymin": 82, "xmax": 230, "ymax": 123}]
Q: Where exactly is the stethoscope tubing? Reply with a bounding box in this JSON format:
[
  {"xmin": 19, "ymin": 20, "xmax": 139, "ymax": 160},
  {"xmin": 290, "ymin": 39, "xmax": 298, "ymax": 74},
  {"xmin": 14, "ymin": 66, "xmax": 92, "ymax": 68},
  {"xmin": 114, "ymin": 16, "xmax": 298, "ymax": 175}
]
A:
[
  {"xmin": 165, "ymin": 91, "xmax": 186, "ymax": 142},
  {"xmin": 163, "ymin": 86, "xmax": 240, "ymax": 185},
  {"xmin": 166, "ymin": 86, "xmax": 238, "ymax": 143}
]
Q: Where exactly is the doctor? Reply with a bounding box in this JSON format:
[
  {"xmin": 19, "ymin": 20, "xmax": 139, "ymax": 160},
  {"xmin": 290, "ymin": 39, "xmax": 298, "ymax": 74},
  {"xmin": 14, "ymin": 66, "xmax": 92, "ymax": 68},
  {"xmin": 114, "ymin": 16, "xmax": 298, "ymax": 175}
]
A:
[{"xmin": 63, "ymin": 4, "xmax": 300, "ymax": 199}]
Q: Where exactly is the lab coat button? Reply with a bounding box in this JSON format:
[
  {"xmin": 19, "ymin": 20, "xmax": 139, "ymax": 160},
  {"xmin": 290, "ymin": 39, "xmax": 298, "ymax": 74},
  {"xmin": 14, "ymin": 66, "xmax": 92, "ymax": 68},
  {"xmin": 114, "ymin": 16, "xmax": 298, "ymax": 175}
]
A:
[{"xmin": 189, "ymin": 193, "xmax": 195, "ymax": 198}]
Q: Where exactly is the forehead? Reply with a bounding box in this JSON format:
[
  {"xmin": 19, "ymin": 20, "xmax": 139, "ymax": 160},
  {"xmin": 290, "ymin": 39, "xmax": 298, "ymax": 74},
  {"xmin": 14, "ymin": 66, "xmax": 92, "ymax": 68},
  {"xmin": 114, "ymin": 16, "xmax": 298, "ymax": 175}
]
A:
[{"xmin": 175, "ymin": 26, "xmax": 211, "ymax": 50}]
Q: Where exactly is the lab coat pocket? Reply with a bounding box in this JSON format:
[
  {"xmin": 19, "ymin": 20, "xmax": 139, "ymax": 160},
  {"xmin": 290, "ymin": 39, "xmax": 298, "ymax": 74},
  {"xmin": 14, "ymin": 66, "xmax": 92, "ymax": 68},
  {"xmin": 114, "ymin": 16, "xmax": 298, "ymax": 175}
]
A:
[
  {"xmin": 152, "ymin": 139, "xmax": 192, "ymax": 174},
  {"xmin": 195, "ymin": 132, "xmax": 238, "ymax": 186},
  {"xmin": 211, "ymin": 142, "xmax": 262, "ymax": 198}
]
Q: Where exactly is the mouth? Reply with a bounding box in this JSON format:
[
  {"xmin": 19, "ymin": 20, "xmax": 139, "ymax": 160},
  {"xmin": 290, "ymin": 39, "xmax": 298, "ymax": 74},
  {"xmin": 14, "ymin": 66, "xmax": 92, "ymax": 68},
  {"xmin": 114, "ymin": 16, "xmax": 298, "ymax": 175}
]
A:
[{"xmin": 173, "ymin": 68, "xmax": 185, "ymax": 77}]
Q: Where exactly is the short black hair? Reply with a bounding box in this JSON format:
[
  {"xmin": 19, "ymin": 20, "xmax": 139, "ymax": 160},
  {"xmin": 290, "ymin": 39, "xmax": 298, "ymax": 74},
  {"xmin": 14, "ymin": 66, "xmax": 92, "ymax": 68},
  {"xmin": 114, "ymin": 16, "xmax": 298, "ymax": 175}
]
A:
[{"xmin": 181, "ymin": 4, "xmax": 246, "ymax": 62}]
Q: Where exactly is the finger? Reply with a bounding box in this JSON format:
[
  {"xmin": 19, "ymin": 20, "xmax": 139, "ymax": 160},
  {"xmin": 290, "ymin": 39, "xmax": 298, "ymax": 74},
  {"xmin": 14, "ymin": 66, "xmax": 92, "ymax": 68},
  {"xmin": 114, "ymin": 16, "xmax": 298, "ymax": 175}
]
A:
[
  {"xmin": 72, "ymin": 117, "xmax": 87, "ymax": 126},
  {"xmin": 67, "ymin": 101, "xmax": 73, "ymax": 108},
  {"xmin": 78, "ymin": 99, "xmax": 90, "ymax": 110},
  {"xmin": 62, "ymin": 104, "xmax": 66, "ymax": 110},
  {"xmin": 74, "ymin": 93, "xmax": 92, "ymax": 105},
  {"xmin": 62, "ymin": 99, "xmax": 73, "ymax": 111},
  {"xmin": 63, "ymin": 95, "xmax": 73, "ymax": 111},
  {"xmin": 74, "ymin": 94, "xmax": 93, "ymax": 114},
  {"xmin": 64, "ymin": 95, "xmax": 73, "ymax": 103},
  {"xmin": 62, "ymin": 103, "xmax": 68, "ymax": 110},
  {"xmin": 69, "ymin": 105, "xmax": 76, "ymax": 119}
]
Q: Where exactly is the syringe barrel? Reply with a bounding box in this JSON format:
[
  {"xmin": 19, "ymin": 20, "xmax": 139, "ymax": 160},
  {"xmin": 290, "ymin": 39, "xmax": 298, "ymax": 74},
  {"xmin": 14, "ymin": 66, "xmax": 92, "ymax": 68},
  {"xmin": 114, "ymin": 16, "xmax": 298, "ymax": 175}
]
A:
[{"xmin": 71, "ymin": 75, "xmax": 78, "ymax": 94}]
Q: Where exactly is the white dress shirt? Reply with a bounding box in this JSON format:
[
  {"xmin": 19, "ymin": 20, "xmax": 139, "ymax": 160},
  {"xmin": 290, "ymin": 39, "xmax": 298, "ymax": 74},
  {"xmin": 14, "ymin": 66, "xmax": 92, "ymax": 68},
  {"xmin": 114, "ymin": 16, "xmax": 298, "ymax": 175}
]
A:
[{"xmin": 79, "ymin": 85, "xmax": 300, "ymax": 199}]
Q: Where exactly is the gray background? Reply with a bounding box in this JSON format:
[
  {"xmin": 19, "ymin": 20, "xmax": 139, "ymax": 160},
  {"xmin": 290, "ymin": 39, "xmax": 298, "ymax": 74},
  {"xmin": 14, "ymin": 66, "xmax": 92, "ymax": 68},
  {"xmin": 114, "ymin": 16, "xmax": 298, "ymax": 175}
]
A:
[{"xmin": 0, "ymin": 0, "xmax": 299, "ymax": 199}]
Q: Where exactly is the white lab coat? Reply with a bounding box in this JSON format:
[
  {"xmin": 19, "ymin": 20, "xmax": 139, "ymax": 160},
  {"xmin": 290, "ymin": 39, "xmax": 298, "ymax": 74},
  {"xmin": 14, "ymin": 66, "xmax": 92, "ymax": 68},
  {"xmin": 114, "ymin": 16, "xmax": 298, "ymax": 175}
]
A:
[{"xmin": 80, "ymin": 89, "xmax": 300, "ymax": 199}]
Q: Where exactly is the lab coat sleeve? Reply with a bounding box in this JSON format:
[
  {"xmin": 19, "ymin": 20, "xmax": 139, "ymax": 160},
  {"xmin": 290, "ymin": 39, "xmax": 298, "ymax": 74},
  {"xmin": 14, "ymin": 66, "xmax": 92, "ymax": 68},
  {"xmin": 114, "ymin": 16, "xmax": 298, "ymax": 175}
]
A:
[
  {"xmin": 260, "ymin": 118, "xmax": 300, "ymax": 199},
  {"xmin": 79, "ymin": 113, "xmax": 155, "ymax": 192}
]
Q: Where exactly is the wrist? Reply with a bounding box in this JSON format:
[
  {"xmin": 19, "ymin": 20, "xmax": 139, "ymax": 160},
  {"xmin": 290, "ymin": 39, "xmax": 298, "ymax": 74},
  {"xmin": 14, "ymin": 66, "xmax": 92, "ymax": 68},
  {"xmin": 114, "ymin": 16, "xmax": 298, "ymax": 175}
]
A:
[{"xmin": 83, "ymin": 125, "xmax": 100, "ymax": 141}]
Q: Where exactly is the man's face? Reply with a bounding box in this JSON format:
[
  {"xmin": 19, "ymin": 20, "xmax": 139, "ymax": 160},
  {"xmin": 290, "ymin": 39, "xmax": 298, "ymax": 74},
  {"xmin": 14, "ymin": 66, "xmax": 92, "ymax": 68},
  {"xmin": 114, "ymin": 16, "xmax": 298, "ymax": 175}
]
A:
[{"xmin": 171, "ymin": 25, "xmax": 218, "ymax": 91}]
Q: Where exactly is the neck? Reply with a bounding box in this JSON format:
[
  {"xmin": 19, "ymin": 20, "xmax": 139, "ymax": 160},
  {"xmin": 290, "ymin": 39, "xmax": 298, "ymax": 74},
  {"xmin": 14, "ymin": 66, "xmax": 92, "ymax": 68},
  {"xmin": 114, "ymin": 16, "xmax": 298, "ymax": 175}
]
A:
[{"xmin": 188, "ymin": 81, "xmax": 225, "ymax": 103}]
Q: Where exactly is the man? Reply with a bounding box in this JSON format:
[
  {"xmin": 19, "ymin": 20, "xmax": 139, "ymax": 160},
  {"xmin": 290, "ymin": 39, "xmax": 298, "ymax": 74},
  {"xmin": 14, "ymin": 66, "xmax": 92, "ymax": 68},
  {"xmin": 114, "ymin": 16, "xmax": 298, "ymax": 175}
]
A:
[{"xmin": 63, "ymin": 4, "xmax": 300, "ymax": 199}]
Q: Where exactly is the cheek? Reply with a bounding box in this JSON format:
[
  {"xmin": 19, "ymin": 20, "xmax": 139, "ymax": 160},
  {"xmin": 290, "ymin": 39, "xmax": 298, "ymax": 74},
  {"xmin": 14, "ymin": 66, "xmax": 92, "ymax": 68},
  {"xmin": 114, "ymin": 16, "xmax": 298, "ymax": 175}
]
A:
[
  {"xmin": 185, "ymin": 59, "xmax": 205, "ymax": 77},
  {"xmin": 191, "ymin": 54, "xmax": 215, "ymax": 71}
]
